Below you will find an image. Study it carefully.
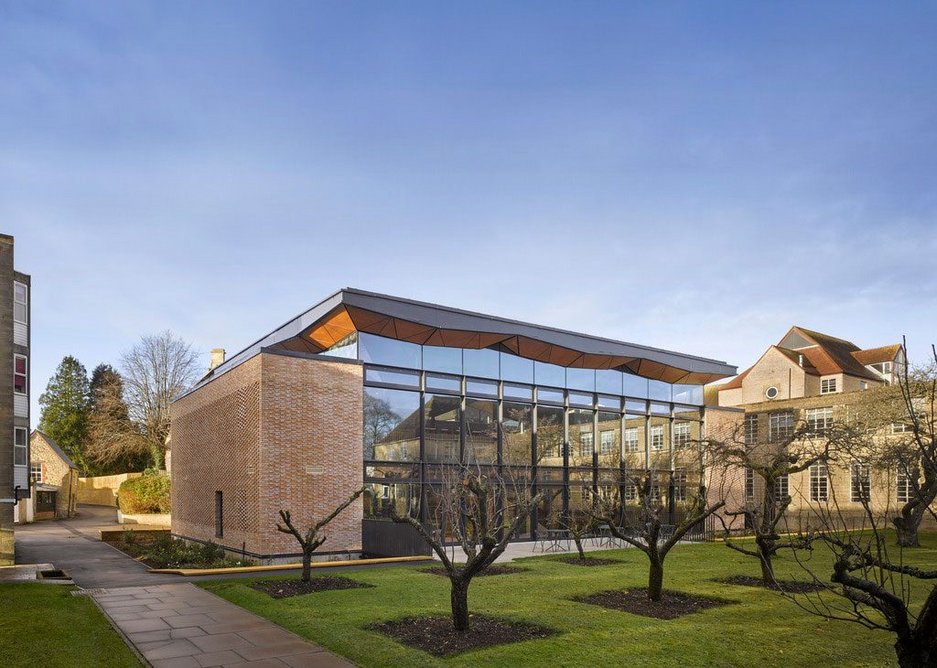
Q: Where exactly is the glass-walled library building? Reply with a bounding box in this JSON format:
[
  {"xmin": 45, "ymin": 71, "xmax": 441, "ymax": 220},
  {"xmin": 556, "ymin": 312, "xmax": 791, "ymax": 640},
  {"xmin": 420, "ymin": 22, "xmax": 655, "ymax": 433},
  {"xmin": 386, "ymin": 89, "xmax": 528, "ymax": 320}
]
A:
[{"xmin": 174, "ymin": 289, "xmax": 736, "ymax": 556}]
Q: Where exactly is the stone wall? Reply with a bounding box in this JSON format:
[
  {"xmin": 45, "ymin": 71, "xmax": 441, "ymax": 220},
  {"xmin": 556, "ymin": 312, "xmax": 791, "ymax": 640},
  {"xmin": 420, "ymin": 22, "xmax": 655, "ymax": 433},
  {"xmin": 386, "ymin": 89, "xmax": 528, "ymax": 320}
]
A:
[{"xmin": 77, "ymin": 472, "xmax": 142, "ymax": 506}]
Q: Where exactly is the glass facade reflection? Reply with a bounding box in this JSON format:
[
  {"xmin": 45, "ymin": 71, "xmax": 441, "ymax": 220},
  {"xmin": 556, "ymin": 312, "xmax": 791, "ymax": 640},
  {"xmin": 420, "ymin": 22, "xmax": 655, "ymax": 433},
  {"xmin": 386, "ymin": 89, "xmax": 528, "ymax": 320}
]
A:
[{"xmin": 351, "ymin": 332, "xmax": 705, "ymax": 536}]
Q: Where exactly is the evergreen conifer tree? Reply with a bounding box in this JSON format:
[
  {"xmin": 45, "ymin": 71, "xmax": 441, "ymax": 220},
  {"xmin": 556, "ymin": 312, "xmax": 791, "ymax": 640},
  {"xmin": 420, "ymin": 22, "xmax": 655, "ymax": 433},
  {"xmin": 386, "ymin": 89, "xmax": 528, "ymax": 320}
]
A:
[{"xmin": 38, "ymin": 356, "xmax": 91, "ymax": 473}]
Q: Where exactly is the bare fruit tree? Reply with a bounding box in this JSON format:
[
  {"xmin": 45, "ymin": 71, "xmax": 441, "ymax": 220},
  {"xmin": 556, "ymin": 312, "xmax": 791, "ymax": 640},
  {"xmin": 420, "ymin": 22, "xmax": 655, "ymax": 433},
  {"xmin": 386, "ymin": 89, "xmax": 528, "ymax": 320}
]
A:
[
  {"xmin": 392, "ymin": 464, "xmax": 540, "ymax": 632},
  {"xmin": 786, "ymin": 483, "xmax": 937, "ymax": 666},
  {"xmin": 708, "ymin": 422, "xmax": 829, "ymax": 585},
  {"xmin": 562, "ymin": 506, "xmax": 595, "ymax": 561},
  {"xmin": 594, "ymin": 461, "xmax": 725, "ymax": 602},
  {"xmin": 888, "ymin": 340, "xmax": 937, "ymax": 548},
  {"xmin": 276, "ymin": 487, "xmax": 366, "ymax": 582},
  {"xmin": 121, "ymin": 331, "xmax": 200, "ymax": 469}
]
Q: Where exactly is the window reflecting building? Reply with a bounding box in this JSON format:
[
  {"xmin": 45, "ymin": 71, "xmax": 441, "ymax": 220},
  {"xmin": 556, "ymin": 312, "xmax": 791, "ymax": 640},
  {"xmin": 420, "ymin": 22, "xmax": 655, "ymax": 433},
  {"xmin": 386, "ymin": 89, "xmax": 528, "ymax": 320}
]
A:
[{"xmin": 172, "ymin": 289, "xmax": 736, "ymax": 560}]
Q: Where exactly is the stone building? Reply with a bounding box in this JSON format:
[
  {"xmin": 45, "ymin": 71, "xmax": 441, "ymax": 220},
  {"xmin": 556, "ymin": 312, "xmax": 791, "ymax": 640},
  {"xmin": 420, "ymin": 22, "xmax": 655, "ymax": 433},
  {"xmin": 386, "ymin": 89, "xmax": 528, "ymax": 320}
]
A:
[
  {"xmin": 171, "ymin": 288, "xmax": 736, "ymax": 561},
  {"xmin": 0, "ymin": 234, "xmax": 30, "ymax": 565},
  {"xmin": 713, "ymin": 326, "xmax": 933, "ymax": 530},
  {"xmin": 16, "ymin": 430, "xmax": 79, "ymax": 522}
]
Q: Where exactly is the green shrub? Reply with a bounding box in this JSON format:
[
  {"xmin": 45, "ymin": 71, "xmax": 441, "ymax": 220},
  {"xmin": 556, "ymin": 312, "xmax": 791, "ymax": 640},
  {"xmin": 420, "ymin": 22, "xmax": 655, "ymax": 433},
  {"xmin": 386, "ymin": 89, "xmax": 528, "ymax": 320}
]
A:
[{"xmin": 117, "ymin": 473, "xmax": 171, "ymax": 514}]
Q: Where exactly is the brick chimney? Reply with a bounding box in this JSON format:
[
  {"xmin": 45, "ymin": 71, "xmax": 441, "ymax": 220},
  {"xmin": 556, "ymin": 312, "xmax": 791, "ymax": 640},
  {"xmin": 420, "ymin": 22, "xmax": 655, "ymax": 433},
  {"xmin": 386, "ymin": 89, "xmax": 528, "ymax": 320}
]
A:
[{"xmin": 209, "ymin": 348, "xmax": 226, "ymax": 371}]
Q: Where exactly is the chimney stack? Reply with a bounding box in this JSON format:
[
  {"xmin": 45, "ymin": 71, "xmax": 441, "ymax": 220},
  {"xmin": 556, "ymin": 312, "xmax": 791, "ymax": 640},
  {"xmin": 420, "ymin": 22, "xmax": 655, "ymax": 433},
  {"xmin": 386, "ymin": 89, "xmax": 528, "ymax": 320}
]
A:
[{"xmin": 210, "ymin": 348, "xmax": 226, "ymax": 371}]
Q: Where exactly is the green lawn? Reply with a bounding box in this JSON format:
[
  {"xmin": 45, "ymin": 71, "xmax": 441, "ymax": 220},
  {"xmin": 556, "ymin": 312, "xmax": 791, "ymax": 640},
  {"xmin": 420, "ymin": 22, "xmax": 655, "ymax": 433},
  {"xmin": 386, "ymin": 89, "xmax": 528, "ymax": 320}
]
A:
[
  {"xmin": 0, "ymin": 583, "xmax": 141, "ymax": 668},
  {"xmin": 202, "ymin": 535, "xmax": 937, "ymax": 667}
]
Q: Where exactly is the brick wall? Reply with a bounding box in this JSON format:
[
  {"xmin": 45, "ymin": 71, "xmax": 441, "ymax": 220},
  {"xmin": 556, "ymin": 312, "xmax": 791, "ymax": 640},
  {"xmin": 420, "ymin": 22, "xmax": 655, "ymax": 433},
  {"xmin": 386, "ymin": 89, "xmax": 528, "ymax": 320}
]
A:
[
  {"xmin": 259, "ymin": 353, "xmax": 363, "ymax": 556},
  {"xmin": 171, "ymin": 352, "xmax": 364, "ymax": 559},
  {"xmin": 172, "ymin": 356, "xmax": 263, "ymax": 554}
]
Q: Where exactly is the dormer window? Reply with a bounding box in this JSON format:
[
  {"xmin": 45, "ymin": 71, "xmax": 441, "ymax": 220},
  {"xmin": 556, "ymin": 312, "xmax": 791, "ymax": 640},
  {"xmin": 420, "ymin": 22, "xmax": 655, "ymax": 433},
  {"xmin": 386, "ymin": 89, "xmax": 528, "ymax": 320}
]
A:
[{"xmin": 820, "ymin": 377, "xmax": 838, "ymax": 394}]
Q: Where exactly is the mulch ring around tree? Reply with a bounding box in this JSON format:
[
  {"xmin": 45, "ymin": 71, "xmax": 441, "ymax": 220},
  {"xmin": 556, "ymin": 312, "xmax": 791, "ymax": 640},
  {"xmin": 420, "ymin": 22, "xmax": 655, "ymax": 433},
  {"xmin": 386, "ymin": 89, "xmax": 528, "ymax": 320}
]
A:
[
  {"xmin": 418, "ymin": 565, "xmax": 528, "ymax": 577},
  {"xmin": 368, "ymin": 614, "xmax": 558, "ymax": 657},
  {"xmin": 251, "ymin": 576, "xmax": 374, "ymax": 599},
  {"xmin": 556, "ymin": 556, "xmax": 619, "ymax": 567},
  {"xmin": 573, "ymin": 588, "xmax": 736, "ymax": 619},
  {"xmin": 718, "ymin": 575, "xmax": 826, "ymax": 594}
]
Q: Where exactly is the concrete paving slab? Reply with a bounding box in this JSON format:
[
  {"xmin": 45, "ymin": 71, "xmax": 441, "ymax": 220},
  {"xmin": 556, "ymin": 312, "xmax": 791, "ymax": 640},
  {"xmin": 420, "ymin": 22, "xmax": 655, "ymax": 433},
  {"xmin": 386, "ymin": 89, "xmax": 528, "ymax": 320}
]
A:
[
  {"xmin": 194, "ymin": 650, "xmax": 246, "ymax": 666},
  {"xmin": 151, "ymin": 657, "xmax": 201, "ymax": 668},
  {"xmin": 18, "ymin": 505, "xmax": 356, "ymax": 666}
]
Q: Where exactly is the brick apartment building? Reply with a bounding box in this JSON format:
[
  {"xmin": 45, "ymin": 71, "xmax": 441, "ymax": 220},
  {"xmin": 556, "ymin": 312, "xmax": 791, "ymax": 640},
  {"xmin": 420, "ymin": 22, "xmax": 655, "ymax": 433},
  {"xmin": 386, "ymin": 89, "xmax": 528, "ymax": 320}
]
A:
[
  {"xmin": 171, "ymin": 288, "xmax": 737, "ymax": 561},
  {"xmin": 712, "ymin": 326, "xmax": 933, "ymax": 529},
  {"xmin": 1, "ymin": 234, "xmax": 31, "ymax": 565}
]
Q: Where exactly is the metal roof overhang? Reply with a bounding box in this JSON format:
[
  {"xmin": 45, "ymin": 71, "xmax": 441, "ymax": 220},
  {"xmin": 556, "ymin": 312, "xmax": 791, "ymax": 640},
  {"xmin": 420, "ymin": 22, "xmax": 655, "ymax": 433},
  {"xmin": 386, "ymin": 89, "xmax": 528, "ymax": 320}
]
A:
[{"xmin": 192, "ymin": 288, "xmax": 736, "ymax": 393}]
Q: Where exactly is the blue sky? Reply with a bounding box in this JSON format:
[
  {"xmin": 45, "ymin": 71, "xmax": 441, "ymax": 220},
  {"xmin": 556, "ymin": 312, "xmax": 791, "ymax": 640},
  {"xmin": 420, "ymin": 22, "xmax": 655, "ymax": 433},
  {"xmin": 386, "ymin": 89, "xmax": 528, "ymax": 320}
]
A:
[{"xmin": 3, "ymin": 2, "xmax": 936, "ymax": 417}]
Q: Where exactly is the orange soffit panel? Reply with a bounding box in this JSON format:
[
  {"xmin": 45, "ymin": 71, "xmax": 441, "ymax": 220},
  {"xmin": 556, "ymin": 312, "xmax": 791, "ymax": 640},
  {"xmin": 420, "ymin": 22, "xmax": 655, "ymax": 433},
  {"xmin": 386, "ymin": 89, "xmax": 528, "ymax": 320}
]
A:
[{"xmin": 307, "ymin": 307, "xmax": 356, "ymax": 348}]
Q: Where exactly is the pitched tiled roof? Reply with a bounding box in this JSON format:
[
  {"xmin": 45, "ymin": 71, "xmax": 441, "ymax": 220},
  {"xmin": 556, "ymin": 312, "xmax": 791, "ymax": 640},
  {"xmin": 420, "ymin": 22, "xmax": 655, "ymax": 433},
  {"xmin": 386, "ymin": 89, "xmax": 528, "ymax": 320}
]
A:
[
  {"xmin": 717, "ymin": 367, "xmax": 750, "ymax": 391},
  {"xmin": 716, "ymin": 328, "xmax": 899, "ymax": 396},
  {"xmin": 852, "ymin": 344, "xmax": 902, "ymax": 365},
  {"xmin": 787, "ymin": 327, "xmax": 883, "ymax": 382}
]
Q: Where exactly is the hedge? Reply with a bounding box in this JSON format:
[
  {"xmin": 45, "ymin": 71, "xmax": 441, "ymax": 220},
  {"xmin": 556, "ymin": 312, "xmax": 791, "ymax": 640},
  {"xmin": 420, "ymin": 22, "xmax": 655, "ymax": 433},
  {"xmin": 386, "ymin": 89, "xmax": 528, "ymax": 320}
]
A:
[{"xmin": 117, "ymin": 473, "xmax": 171, "ymax": 514}]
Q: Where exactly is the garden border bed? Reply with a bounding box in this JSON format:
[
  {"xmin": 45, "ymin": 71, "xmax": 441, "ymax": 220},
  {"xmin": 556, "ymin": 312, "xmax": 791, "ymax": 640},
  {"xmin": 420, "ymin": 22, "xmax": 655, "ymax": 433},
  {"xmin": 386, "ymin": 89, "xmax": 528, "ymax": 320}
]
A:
[{"xmin": 368, "ymin": 614, "xmax": 558, "ymax": 656}]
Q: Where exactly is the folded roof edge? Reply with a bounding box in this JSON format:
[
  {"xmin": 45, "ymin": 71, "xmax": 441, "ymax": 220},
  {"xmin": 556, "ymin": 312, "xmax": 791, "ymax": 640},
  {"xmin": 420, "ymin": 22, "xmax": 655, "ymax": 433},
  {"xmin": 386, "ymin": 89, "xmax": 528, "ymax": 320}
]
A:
[{"xmin": 179, "ymin": 288, "xmax": 737, "ymax": 399}]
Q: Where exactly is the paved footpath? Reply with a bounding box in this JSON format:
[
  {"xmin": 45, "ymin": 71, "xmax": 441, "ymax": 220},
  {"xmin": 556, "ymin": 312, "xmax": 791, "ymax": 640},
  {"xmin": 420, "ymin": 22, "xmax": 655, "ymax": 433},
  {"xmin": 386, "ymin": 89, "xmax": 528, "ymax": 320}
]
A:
[
  {"xmin": 17, "ymin": 507, "xmax": 355, "ymax": 667},
  {"xmin": 91, "ymin": 583, "xmax": 353, "ymax": 668}
]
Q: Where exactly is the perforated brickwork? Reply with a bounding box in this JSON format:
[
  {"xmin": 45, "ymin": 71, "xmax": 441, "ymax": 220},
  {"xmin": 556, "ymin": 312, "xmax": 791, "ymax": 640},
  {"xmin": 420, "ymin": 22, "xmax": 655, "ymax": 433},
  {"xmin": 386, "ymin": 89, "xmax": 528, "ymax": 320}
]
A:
[
  {"xmin": 171, "ymin": 357, "xmax": 262, "ymax": 554},
  {"xmin": 171, "ymin": 353, "xmax": 364, "ymax": 558}
]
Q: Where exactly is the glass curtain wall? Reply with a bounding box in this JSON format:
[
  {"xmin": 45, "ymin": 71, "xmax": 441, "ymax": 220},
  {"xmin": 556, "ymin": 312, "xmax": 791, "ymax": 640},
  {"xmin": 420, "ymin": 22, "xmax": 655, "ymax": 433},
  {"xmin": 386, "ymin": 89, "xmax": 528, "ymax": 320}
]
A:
[{"xmin": 356, "ymin": 332, "xmax": 704, "ymax": 538}]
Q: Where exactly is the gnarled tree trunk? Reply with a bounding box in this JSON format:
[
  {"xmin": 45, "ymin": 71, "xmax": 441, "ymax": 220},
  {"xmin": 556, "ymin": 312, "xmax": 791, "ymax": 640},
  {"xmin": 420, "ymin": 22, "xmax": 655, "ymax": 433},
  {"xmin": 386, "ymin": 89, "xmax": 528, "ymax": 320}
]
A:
[
  {"xmin": 759, "ymin": 553, "xmax": 776, "ymax": 585},
  {"xmin": 895, "ymin": 633, "xmax": 933, "ymax": 668},
  {"xmin": 450, "ymin": 577, "xmax": 470, "ymax": 632},
  {"xmin": 302, "ymin": 547, "xmax": 313, "ymax": 583},
  {"xmin": 893, "ymin": 512, "xmax": 922, "ymax": 548},
  {"xmin": 647, "ymin": 550, "xmax": 665, "ymax": 602}
]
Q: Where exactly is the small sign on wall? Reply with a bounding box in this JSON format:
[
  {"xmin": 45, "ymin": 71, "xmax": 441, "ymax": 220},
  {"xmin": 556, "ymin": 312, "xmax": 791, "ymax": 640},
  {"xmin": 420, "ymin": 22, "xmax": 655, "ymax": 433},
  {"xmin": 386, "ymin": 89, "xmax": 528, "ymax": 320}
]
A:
[{"xmin": 305, "ymin": 465, "xmax": 324, "ymax": 475}]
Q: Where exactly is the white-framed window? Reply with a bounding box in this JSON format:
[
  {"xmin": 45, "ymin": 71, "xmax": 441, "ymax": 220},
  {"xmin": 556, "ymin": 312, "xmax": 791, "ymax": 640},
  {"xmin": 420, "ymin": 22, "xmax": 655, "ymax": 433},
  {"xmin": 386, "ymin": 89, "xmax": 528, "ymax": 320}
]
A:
[
  {"xmin": 820, "ymin": 377, "xmax": 838, "ymax": 394},
  {"xmin": 14, "ymin": 427, "xmax": 27, "ymax": 467},
  {"xmin": 744, "ymin": 413, "xmax": 759, "ymax": 445},
  {"xmin": 860, "ymin": 381, "xmax": 868, "ymax": 391},
  {"xmin": 768, "ymin": 411, "xmax": 794, "ymax": 442},
  {"xmin": 625, "ymin": 483, "xmax": 638, "ymax": 501},
  {"xmin": 649, "ymin": 425, "xmax": 664, "ymax": 450},
  {"xmin": 850, "ymin": 461, "xmax": 871, "ymax": 502},
  {"xmin": 896, "ymin": 469, "xmax": 917, "ymax": 504},
  {"xmin": 806, "ymin": 407, "xmax": 834, "ymax": 433},
  {"xmin": 30, "ymin": 464, "xmax": 42, "ymax": 483},
  {"xmin": 892, "ymin": 422, "xmax": 913, "ymax": 434},
  {"xmin": 14, "ymin": 281, "xmax": 27, "ymax": 324},
  {"xmin": 774, "ymin": 473, "xmax": 789, "ymax": 499},
  {"xmin": 673, "ymin": 422, "xmax": 690, "ymax": 449},
  {"xmin": 810, "ymin": 463, "xmax": 829, "ymax": 502},
  {"xmin": 673, "ymin": 471, "xmax": 688, "ymax": 502},
  {"xmin": 745, "ymin": 467, "xmax": 755, "ymax": 500},
  {"xmin": 872, "ymin": 361, "xmax": 893, "ymax": 376},
  {"xmin": 579, "ymin": 432, "xmax": 594, "ymax": 457},
  {"xmin": 600, "ymin": 429, "xmax": 615, "ymax": 455},
  {"xmin": 14, "ymin": 354, "xmax": 27, "ymax": 395},
  {"xmin": 624, "ymin": 428, "xmax": 639, "ymax": 452}
]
